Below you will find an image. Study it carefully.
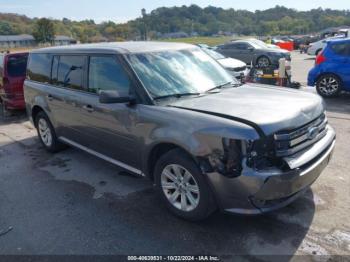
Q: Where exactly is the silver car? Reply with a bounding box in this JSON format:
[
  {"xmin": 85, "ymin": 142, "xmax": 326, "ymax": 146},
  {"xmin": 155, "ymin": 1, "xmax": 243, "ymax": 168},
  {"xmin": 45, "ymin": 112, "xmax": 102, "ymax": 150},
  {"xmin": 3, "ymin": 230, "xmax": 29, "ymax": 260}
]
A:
[
  {"xmin": 200, "ymin": 47, "xmax": 248, "ymax": 81},
  {"xmin": 24, "ymin": 42, "xmax": 335, "ymax": 220}
]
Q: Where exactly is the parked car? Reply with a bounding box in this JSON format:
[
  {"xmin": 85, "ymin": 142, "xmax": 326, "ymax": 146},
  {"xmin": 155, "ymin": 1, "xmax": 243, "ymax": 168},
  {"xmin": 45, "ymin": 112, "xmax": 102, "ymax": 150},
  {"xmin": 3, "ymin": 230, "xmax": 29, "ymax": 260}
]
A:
[
  {"xmin": 25, "ymin": 42, "xmax": 335, "ymax": 220},
  {"xmin": 0, "ymin": 52, "xmax": 28, "ymax": 110},
  {"xmin": 307, "ymin": 36, "xmax": 346, "ymax": 56},
  {"xmin": 200, "ymin": 46, "xmax": 248, "ymax": 81},
  {"xmin": 308, "ymin": 38, "xmax": 350, "ymax": 97},
  {"xmin": 247, "ymin": 39, "xmax": 281, "ymax": 49},
  {"xmin": 307, "ymin": 39, "xmax": 328, "ymax": 56},
  {"xmin": 216, "ymin": 40, "xmax": 291, "ymax": 68}
]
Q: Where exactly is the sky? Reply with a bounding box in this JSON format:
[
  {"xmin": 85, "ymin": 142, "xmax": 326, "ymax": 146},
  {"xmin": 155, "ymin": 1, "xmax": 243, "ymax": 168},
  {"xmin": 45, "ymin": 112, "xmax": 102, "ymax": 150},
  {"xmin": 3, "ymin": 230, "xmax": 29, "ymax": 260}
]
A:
[{"xmin": 0, "ymin": 0, "xmax": 348, "ymax": 23}]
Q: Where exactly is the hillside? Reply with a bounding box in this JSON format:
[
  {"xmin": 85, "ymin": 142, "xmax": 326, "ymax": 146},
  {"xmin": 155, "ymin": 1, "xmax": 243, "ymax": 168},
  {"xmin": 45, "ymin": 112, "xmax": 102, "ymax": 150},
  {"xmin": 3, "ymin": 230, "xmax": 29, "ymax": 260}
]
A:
[{"xmin": 0, "ymin": 5, "xmax": 350, "ymax": 42}]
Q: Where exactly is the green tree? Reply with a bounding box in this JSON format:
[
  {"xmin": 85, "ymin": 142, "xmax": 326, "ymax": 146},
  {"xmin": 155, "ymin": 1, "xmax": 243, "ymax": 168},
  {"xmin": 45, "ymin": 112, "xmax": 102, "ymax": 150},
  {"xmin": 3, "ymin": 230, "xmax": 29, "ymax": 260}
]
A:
[{"xmin": 33, "ymin": 18, "xmax": 55, "ymax": 43}]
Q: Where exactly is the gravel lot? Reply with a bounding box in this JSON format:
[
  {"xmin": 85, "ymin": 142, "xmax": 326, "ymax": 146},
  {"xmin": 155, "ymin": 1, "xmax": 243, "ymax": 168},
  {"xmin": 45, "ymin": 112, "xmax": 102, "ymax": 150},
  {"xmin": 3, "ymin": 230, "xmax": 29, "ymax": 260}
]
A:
[{"xmin": 0, "ymin": 52, "xmax": 349, "ymax": 259}]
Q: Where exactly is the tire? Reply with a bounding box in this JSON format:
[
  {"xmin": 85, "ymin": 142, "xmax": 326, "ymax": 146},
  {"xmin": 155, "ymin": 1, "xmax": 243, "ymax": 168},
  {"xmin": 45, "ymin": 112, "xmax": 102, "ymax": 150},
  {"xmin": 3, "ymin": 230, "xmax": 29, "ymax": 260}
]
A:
[
  {"xmin": 154, "ymin": 149, "xmax": 216, "ymax": 221},
  {"xmin": 35, "ymin": 111, "xmax": 66, "ymax": 152},
  {"xmin": 316, "ymin": 74, "xmax": 342, "ymax": 98},
  {"xmin": 256, "ymin": 56, "xmax": 270, "ymax": 68}
]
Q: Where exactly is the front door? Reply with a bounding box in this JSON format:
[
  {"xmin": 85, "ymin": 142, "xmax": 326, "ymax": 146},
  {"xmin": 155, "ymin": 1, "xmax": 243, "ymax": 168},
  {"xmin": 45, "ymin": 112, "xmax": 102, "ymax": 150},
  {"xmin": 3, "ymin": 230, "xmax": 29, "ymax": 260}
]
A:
[{"xmin": 77, "ymin": 55, "xmax": 141, "ymax": 170}]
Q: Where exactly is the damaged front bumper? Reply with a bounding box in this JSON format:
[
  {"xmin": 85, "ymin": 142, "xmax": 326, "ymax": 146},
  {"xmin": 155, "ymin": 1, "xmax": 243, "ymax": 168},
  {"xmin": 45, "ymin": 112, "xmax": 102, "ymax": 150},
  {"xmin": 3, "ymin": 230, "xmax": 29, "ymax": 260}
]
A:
[{"xmin": 206, "ymin": 127, "xmax": 336, "ymax": 215}]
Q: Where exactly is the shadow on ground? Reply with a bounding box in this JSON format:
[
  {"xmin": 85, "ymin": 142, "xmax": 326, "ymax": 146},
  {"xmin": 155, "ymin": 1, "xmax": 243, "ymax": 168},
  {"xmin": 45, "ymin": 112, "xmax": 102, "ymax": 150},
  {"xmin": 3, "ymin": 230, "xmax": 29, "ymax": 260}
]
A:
[
  {"xmin": 0, "ymin": 132, "xmax": 316, "ymax": 257},
  {"xmin": 323, "ymin": 93, "xmax": 350, "ymax": 117}
]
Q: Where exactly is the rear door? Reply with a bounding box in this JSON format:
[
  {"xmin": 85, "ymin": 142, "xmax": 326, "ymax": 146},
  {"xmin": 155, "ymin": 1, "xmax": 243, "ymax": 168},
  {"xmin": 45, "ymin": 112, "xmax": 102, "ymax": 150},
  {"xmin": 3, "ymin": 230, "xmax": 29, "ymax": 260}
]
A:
[
  {"xmin": 234, "ymin": 43, "xmax": 255, "ymax": 64},
  {"xmin": 76, "ymin": 55, "xmax": 141, "ymax": 169},
  {"xmin": 50, "ymin": 54, "xmax": 88, "ymax": 144},
  {"xmin": 329, "ymin": 42, "xmax": 350, "ymax": 89},
  {"xmin": 218, "ymin": 43, "xmax": 240, "ymax": 59}
]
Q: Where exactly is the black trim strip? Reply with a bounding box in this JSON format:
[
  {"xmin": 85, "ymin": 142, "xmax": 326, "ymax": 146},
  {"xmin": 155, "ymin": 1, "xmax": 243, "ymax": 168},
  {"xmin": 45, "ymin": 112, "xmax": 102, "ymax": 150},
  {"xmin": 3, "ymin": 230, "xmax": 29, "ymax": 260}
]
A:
[{"xmin": 169, "ymin": 106, "xmax": 266, "ymax": 138}]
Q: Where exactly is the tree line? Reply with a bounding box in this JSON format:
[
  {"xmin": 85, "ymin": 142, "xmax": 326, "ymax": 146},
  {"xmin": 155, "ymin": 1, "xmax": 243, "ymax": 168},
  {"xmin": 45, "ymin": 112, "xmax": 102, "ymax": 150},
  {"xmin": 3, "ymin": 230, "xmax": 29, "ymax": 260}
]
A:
[{"xmin": 0, "ymin": 5, "xmax": 350, "ymax": 42}]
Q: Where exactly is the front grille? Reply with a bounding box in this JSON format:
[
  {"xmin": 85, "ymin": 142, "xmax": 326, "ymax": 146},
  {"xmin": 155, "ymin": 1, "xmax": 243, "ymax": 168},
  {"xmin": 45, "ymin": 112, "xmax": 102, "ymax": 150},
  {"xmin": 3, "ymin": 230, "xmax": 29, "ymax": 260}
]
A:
[{"xmin": 274, "ymin": 114, "xmax": 328, "ymax": 157}]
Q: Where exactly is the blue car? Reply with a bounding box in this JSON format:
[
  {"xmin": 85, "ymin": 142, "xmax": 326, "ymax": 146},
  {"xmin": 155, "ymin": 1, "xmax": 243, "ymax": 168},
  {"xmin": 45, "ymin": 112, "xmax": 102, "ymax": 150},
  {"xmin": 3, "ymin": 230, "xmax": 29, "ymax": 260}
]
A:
[{"xmin": 308, "ymin": 38, "xmax": 350, "ymax": 97}]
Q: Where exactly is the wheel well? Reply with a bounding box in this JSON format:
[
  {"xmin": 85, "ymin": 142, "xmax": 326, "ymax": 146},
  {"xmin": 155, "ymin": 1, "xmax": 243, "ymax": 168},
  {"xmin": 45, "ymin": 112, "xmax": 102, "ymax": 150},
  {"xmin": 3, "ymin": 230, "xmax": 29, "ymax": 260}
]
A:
[
  {"xmin": 147, "ymin": 143, "xmax": 190, "ymax": 181},
  {"xmin": 31, "ymin": 106, "xmax": 44, "ymax": 126}
]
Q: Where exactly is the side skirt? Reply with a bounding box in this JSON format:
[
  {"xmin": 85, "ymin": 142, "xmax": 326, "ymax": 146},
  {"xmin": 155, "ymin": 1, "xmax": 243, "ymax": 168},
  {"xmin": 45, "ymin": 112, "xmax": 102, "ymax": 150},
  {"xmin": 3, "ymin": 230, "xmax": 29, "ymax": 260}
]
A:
[{"xmin": 58, "ymin": 136, "xmax": 145, "ymax": 177}]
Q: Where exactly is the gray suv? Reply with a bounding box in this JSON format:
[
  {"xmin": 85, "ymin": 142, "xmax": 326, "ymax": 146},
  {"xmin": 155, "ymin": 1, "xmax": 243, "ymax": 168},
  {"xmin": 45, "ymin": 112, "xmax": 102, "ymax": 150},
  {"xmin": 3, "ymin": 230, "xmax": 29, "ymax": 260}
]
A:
[{"xmin": 24, "ymin": 42, "xmax": 335, "ymax": 220}]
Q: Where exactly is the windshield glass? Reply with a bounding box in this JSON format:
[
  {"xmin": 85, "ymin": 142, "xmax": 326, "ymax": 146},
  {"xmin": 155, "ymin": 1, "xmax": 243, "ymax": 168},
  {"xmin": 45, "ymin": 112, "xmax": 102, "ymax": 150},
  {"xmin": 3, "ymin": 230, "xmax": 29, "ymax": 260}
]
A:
[
  {"xmin": 202, "ymin": 48, "xmax": 225, "ymax": 60},
  {"xmin": 7, "ymin": 55, "xmax": 28, "ymax": 77},
  {"xmin": 249, "ymin": 40, "xmax": 267, "ymax": 49},
  {"xmin": 127, "ymin": 48, "xmax": 235, "ymax": 98}
]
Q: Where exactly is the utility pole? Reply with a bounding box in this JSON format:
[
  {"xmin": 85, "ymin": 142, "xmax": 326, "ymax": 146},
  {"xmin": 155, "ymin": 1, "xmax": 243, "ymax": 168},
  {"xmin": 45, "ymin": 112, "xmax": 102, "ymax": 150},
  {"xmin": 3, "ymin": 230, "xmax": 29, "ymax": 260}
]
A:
[{"xmin": 141, "ymin": 8, "xmax": 147, "ymax": 40}]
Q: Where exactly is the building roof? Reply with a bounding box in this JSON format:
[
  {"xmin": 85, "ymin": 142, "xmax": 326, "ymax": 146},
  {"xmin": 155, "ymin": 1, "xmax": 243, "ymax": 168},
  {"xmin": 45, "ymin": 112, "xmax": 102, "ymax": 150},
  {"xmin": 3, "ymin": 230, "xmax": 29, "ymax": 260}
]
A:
[
  {"xmin": 31, "ymin": 41, "xmax": 195, "ymax": 54},
  {"xmin": 54, "ymin": 35, "xmax": 75, "ymax": 41},
  {"xmin": 0, "ymin": 34, "xmax": 35, "ymax": 42}
]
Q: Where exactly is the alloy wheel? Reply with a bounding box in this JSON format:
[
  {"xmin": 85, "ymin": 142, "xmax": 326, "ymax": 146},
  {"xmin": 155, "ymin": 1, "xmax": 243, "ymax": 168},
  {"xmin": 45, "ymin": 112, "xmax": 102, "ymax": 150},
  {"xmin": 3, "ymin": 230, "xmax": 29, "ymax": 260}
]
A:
[
  {"xmin": 38, "ymin": 118, "xmax": 53, "ymax": 147},
  {"xmin": 161, "ymin": 164, "xmax": 200, "ymax": 212},
  {"xmin": 318, "ymin": 76, "xmax": 339, "ymax": 96},
  {"xmin": 257, "ymin": 57, "xmax": 270, "ymax": 68}
]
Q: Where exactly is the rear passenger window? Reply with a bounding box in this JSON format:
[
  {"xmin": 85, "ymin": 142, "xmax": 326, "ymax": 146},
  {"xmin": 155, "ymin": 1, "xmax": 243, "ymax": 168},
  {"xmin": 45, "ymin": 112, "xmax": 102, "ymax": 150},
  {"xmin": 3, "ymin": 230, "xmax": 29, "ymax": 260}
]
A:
[
  {"xmin": 27, "ymin": 53, "xmax": 52, "ymax": 83},
  {"xmin": 7, "ymin": 55, "xmax": 28, "ymax": 77},
  {"xmin": 88, "ymin": 56, "xmax": 130, "ymax": 94},
  {"xmin": 57, "ymin": 56, "xmax": 86, "ymax": 90},
  {"xmin": 331, "ymin": 43, "xmax": 350, "ymax": 56}
]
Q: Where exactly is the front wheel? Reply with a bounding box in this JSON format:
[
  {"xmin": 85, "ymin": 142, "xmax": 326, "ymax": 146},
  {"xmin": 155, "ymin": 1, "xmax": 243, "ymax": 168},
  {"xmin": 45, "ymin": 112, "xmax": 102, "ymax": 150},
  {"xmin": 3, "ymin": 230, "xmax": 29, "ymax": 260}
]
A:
[
  {"xmin": 316, "ymin": 74, "xmax": 342, "ymax": 98},
  {"xmin": 154, "ymin": 149, "xmax": 216, "ymax": 221}
]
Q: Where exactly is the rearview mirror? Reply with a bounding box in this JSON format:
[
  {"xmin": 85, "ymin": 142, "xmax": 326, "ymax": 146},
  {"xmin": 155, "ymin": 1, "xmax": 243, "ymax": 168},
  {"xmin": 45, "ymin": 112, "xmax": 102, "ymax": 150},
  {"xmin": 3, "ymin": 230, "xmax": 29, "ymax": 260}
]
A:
[{"xmin": 99, "ymin": 90, "xmax": 136, "ymax": 104}]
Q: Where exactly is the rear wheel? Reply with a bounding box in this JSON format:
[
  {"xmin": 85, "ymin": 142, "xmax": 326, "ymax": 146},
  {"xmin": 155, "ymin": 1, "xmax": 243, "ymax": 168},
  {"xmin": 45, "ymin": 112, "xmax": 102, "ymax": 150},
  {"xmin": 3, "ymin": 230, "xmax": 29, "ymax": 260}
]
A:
[
  {"xmin": 256, "ymin": 56, "xmax": 270, "ymax": 68},
  {"xmin": 35, "ymin": 111, "xmax": 66, "ymax": 152},
  {"xmin": 154, "ymin": 149, "xmax": 216, "ymax": 221},
  {"xmin": 316, "ymin": 74, "xmax": 342, "ymax": 98}
]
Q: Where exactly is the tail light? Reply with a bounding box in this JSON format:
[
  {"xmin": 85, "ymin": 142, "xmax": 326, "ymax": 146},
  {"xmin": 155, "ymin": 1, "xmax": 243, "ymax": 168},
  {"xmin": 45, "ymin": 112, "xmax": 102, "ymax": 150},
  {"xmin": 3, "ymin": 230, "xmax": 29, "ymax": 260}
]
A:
[{"xmin": 315, "ymin": 52, "xmax": 326, "ymax": 65}]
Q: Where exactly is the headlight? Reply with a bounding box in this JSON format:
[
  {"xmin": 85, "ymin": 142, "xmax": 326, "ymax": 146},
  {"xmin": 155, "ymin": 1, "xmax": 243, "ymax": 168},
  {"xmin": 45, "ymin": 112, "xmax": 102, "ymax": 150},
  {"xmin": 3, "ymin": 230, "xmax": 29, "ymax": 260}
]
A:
[{"xmin": 244, "ymin": 137, "xmax": 283, "ymax": 170}]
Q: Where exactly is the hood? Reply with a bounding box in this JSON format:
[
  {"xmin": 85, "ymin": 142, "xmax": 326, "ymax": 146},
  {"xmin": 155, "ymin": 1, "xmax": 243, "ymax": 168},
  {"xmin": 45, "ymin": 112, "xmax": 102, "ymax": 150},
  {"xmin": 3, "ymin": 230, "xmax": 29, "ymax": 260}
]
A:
[
  {"xmin": 218, "ymin": 58, "xmax": 246, "ymax": 69},
  {"xmin": 168, "ymin": 84, "xmax": 324, "ymax": 136}
]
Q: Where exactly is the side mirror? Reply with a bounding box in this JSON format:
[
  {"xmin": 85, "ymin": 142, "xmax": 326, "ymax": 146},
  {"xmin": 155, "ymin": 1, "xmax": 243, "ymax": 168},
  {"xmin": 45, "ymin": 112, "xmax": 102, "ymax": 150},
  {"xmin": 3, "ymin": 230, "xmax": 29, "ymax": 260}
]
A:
[
  {"xmin": 99, "ymin": 90, "xmax": 136, "ymax": 104},
  {"xmin": 247, "ymin": 47, "xmax": 254, "ymax": 51}
]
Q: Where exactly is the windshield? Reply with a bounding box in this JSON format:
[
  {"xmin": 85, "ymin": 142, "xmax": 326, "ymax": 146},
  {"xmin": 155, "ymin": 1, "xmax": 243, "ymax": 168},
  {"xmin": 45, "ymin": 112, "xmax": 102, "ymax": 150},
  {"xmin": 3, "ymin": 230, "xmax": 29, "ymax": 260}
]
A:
[
  {"xmin": 249, "ymin": 40, "xmax": 268, "ymax": 49},
  {"xmin": 7, "ymin": 55, "xmax": 28, "ymax": 77},
  {"xmin": 202, "ymin": 48, "xmax": 225, "ymax": 60},
  {"xmin": 127, "ymin": 48, "xmax": 234, "ymax": 98}
]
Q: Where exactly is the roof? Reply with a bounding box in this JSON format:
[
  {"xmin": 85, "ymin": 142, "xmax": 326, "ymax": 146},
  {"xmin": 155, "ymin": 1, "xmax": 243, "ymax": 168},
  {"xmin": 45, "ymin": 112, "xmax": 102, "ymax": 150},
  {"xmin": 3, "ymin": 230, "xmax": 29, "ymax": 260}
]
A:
[
  {"xmin": 0, "ymin": 34, "xmax": 35, "ymax": 42},
  {"xmin": 54, "ymin": 35, "xmax": 75, "ymax": 41},
  {"xmin": 31, "ymin": 41, "xmax": 195, "ymax": 54},
  {"xmin": 326, "ymin": 37, "xmax": 350, "ymax": 44}
]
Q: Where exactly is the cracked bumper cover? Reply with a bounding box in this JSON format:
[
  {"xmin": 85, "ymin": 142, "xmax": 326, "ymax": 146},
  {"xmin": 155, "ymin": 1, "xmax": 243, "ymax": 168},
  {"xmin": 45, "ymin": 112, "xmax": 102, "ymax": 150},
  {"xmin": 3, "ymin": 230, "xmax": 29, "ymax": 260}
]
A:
[{"xmin": 206, "ymin": 127, "xmax": 336, "ymax": 215}]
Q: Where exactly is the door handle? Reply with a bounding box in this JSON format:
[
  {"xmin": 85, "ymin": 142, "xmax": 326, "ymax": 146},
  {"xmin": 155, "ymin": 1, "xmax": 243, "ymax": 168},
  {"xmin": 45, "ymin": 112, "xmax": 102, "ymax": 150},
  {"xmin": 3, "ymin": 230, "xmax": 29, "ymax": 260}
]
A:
[{"xmin": 83, "ymin": 104, "xmax": 94, "ymax": 113}]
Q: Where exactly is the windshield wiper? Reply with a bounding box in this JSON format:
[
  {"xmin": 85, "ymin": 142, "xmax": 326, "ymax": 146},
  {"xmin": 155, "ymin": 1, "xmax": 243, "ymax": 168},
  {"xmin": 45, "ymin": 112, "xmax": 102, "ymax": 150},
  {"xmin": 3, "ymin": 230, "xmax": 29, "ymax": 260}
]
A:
[
  {"xmin": 206, "ymin": 81, "xmax": 235, "ymax": 93},
  {"xmin": 153, "ymin": 92, "xmax": 200, "ymax": 101}
]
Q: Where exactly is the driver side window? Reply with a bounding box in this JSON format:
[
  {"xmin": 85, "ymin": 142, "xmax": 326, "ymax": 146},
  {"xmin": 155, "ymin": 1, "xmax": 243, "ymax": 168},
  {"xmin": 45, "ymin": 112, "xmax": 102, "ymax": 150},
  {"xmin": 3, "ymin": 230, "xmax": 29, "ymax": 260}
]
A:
[{"xmin": 88, "ymin": 56, "xmax": 130, "ymax": 95}]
